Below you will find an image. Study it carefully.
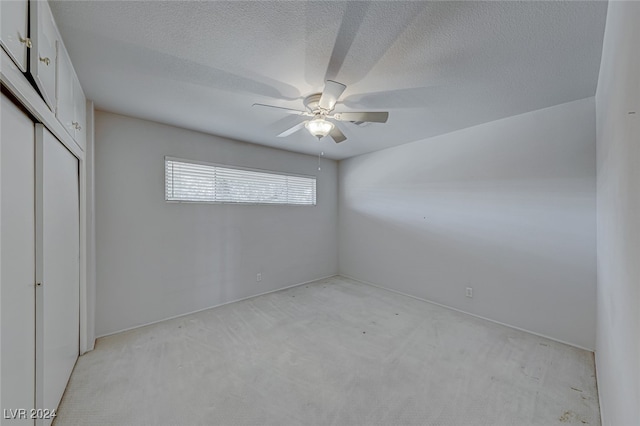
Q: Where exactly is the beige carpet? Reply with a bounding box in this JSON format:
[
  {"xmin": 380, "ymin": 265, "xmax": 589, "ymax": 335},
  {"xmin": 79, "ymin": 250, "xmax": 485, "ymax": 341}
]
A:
[{"xmin": 54, "ymin": 276, "xmax": 600, "ymax": 425}]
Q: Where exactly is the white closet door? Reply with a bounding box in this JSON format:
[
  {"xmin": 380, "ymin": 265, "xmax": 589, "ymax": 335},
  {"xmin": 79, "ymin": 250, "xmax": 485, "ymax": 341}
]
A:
[
  {"xmin": 0, "ymin": 0, "xmax": 30, "ymax": 72},
  {"xmin": 1, "ymin": 94, "xmax": 36, "ymax": 424},
  {"xmin": 55, "ymin": 42, "xmax": 75, "ymax": 139},
  {"xmin": 30, "ymin": 0, "xmax": 58, "ymax": 111},
  {"xmin": 35, "ymin": 126, "xmax": 79, "ymax": 425}
]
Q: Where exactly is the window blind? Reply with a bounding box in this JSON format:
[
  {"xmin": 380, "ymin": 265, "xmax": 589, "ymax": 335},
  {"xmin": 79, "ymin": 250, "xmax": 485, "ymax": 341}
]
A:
[{"xmin": 165, "ymin": 158, "xmax": 316, "ymax": 205}]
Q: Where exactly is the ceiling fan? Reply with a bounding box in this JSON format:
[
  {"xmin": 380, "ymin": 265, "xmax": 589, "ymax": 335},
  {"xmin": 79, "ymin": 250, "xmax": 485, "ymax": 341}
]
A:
[{"xmin": 252, "ymin": 80, "xmax": 389, "ymax": 143}]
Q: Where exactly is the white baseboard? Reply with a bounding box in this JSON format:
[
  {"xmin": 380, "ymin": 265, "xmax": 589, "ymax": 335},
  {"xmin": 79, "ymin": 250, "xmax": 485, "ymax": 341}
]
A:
[
  {"xmin": 95, "ymin": 274, "xmax": 339, "ymax": 339},
  {"xmin": 594, "ymin": 350, "xmax": 606, "ymax": 426},
  {"xmin": 339, "ymin": 273, "xmax": 594, "ymax": 353},
  {"xmin": 96, "ymin": 273, "xmax": 594, "ymax": 353}
]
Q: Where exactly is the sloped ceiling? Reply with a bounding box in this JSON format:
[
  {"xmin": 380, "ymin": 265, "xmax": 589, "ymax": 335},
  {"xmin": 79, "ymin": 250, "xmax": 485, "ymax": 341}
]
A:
[{"xmin": 50, "ymin": 1, "xmax": 607, "ymax": 160}]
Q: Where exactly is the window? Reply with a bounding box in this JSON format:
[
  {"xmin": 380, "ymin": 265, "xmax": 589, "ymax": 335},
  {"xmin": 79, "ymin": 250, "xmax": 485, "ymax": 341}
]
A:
[{"xmin": 165, "ymin": 157, "xmax": 316, "ymax": 205}]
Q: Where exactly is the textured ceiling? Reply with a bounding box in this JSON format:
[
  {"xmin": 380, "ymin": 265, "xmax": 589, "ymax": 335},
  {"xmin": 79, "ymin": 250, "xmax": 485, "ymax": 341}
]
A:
[{"xmin": 50, "ymin": 1, "xmax": 607, "ymax": 160}]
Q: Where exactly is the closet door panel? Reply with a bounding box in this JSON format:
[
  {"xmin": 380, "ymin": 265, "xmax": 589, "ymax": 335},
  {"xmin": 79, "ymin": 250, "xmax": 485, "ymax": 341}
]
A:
[
  {"xmin": 35, "ymin": 126, "xmax": 79, "ymax": 425},
  {"xmin": 30, "ymin": 0, "xmax": 58, "ymax": 111},
  {"xmin": 55, "ymin": 42, "xmax": 75, "ymax": 139},
  {"xmin": 72, "ymin": 78, "xmax": 86, "ymax": 150},
  {"xmin": 1, "ymin": 94, "xmax": 36, "ymax": 424},
  {"xmin": 0, "ymin": 0, "xmax": 30, "ymax": 72}
]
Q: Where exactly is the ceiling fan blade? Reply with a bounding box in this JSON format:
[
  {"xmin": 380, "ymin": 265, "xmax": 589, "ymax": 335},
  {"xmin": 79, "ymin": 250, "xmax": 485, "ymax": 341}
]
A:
[
  {"xmin": 252, "ymin": 103, "xmax": 307, "ymax": 115},
  {"xmin": 329, "ymin": 125, "xmax": 347, "ymax": 143},
  {"xmin": 332, "ymin": 111, "xmax": 389, "ymax": 123},
  {"xmin": 319, "ymin": 80, "xmax": 347, "ymax": 111},
  {"xmin": 277, "ymin": 121, "xmax": 308, "ymax": 137}
]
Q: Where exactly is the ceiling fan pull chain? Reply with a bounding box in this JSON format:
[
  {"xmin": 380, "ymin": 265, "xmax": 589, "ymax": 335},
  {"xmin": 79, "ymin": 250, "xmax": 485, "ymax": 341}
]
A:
[{"xmin": 318, "ymin": 151, "xmax": 324, "ymax": 171}]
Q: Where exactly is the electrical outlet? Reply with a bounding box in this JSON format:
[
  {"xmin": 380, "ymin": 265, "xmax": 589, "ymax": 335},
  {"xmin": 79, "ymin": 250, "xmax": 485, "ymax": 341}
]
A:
[
  {"xmin": 466, "ymin": 287, "xmax": 473, "ymax": 298},
  {"xmin": 257, "ymin": 273, "xmax": 262, "ymax": 282}
]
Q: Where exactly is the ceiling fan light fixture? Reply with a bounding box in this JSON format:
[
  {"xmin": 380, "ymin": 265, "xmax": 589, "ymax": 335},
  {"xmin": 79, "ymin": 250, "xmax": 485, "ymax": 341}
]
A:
[
  {"xmin": 255, "ymin": 80, "xmax": 388, "ymax": 144},
  {"xmin": 305, "ymin": 117, "xmax": 334, "ymax": 139}
]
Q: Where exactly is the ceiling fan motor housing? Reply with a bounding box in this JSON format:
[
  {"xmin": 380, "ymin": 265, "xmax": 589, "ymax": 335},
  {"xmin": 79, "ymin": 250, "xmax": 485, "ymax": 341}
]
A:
[{"xmin": 304, "ymin": 93, "xmax": 324, "ymax": 114}]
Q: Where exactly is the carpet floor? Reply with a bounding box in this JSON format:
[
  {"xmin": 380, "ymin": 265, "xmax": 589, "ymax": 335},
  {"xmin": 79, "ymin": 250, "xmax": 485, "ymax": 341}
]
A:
[{"xmin": 54, "ymin": 276, "xmax": 600, "ymax": 425}]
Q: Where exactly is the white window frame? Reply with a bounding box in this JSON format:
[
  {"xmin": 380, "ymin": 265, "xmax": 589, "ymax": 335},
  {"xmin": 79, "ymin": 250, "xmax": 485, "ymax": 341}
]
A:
[{"xmin": 165, "ymin": 156, "xmax": 317, "ymax": 206}]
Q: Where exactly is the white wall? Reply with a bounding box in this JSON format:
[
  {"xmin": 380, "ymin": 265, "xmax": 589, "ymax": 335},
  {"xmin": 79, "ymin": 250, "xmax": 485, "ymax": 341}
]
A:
[
  {"xmin": 339, "ymin": 98, "xmax": 596, "ymax": 350},
  {"xmin": 595, "ymin": 2, "xmax": 640, "ymax": 424},
  {"xmin": 94, "ymin": 112, "xmax": 337, "ymax": 336}
]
